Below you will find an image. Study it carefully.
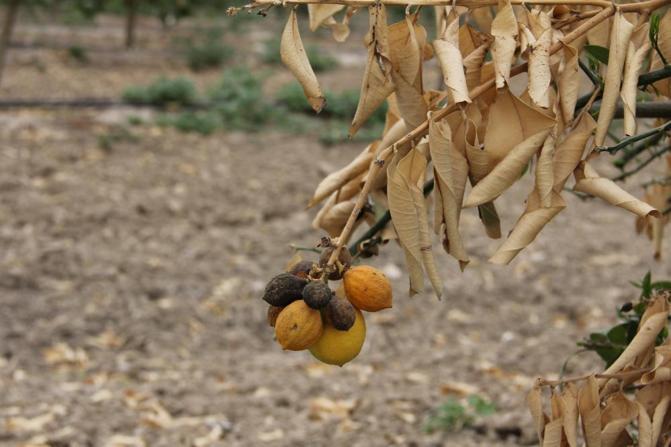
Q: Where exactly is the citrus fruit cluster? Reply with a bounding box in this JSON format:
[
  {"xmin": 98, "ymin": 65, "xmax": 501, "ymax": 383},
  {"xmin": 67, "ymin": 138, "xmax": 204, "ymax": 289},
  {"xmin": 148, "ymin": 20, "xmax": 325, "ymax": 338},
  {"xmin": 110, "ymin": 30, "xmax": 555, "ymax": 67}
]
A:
[{"xmin": 262, "ymin": 246, "xmax": 393, "ymax": 366}]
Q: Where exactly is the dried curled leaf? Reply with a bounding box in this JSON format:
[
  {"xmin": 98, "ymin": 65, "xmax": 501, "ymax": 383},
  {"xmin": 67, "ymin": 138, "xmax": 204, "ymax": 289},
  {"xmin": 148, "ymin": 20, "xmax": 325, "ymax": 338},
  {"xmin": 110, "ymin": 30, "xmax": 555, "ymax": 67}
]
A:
[
  {"xmin": 307, "ymin": 4, "xmax": 344, "ymax": 32},
  {"xmin": 434, "ymin": 16, "xmax": 471, "ymax": 104},
  {"xmin": 281, "ymin": 9, "xmax": 326, "ymax": 113},
  {"xmin": 527, "ymin": 383, "xmax": 547, "ymax": 444},
  {"xmin": 621, "ymin": 24, "xmax": 651, "ymax": 137},
  {"xmin": 489, "ymin": 189, "xmax": 566, "ymax": 264},
  {"xmin": 524, "ymin": 10, "xmax": 552, "ymax": 108},
  {"xmin": 490, "ymin": 0, "xmax": 518, "ymax": 88},
  {"xmin": 308, "ymin": 143, "xmax": 375, "ymax": 208},
  {"xmin": 351, "ymin": 4, "xmax": 395, "ymax": 136},
  {"xmin": 594, "ymin": 12, "xmax": 635, "ymax": 147},
  {"xmin": 578, "ymin": 376, "xmax": 601, "ymax": 447},
  {"xmin": 389, "ymin": 14, "xmax": 428, "ymax": 129},
  {"xmin": 574, "ymin": 162, "xmax": 661, "ymax": 219},
  {"xmin": 429, "ymin": 115, "xmax": 469, "ymax": 269},
  {"xmin": 484, "ymin": 87, "xmax": 555, "ymax": 165},
  {"xmin": 552, "ymin": 113, "xmax": 596, "ymax": 191},
  {"xmin": 464, "ymin": 129, "xmax": 551, "ymax": 208},
  {"xmin": 600, "ymin": 393, "xmax": 638, "ymax": 447},
  {"xmin": 557, "ymin": 43, "xmax": 580, "ymax": 125},
  {"xmin": 536, "ymin": 133, "xmax": 555, "ymax": 208},
  {"xmin": 388, "ymin": 145, "xmax": 443, "ymax": 297}
]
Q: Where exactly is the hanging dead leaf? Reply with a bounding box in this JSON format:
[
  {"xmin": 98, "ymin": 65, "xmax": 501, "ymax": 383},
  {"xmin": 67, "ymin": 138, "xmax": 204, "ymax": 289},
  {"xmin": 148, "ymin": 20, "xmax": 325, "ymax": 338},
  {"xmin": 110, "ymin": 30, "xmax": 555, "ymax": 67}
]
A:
[
  {"xmin": 594, "ymin": 11, "xmax": 635, "ymax": 147},
  {"xmin": 351, "ymin": 4, "xmax": 394, "ymax": 136},
  {"xmin": 483, "ymin": 87, "xmax": 555, "ymax": 165},
  {"xmin": 536, "ymin": 132, "xmax": 556, "ymax": 208},
  {"xmin": 489, "ymin": 189, "xmax": 566, "ymax": 264},
  {"xmin": 307, "ymin": 4, "xmax": 344, "ymax": 32},
  {"xmin": 491, "ymin": 0, "xmax": 519, "ymax": 88},
  {"xmin": 524, "ymin": 10, "xmax": 552, "ymax": 108},
  {"xmin": 308, "ymin": 143, "xmax": 375, "ymax": 208},
  {"xmin": 434, "ymin": 15, "xmax": 471, "ymax": 104},
  {"xmin": 464, "ymin": 129, "xmax": 551, "ymax": 208},
  {"xmin": 429, "ymin": 114, "xmax": 469, "ymax": 269},
  {"xmin": 600, "ymin": 392, "xmax": 638, "ymax": 447},
  {"xmin": 527, "ymin": 383, "xmax": 547, "ymax": 444},
  {"xmin": 574, "ymin": 162, "xmax": 661, "ymax": 219},
  {"xmin": 281, "ymin": 9, "xmax": 326, "ymax": 113},
  {"xmin": 552, "ymin": 113, "xmax": 596, "ymax": 191},
  {"xmin": 557, "ymin": 43, "xmax": 580, "ymax": 125},
  {"xmin": 578, "ymin": 375, "xmax": 601, "ymax": 447},
  {"xmin": 388, "ymin": 144, "xmax": 443, "ymax": 297},
  {"xmin": 621, "ymin": 24, "xmax": 651, "ymax": 136},
  {"xmin": 388, "ymin": 14, "xmax": 428, "ymax": 129}
]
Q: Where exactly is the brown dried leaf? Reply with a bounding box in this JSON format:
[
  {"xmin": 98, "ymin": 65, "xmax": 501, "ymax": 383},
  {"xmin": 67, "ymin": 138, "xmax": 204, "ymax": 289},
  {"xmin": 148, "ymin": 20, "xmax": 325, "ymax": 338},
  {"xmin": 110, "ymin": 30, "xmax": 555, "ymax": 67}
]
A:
[
  {"xmin": 434, "ymin": 16, "xmax": 471, "ymax": 104},
  {"xmin": 621, "ymin": 24, "xmax": 651, "ymax": 136},
  {"xmin": 307, "ymin": 4, "xmax": 344, "ymax": 31},
  {"xmin": 552, "ymin": 113, "xmax": 596, "ymax": 191},
  {"xmin": 528, "ymin": 383, "xmax": 547, "ymax": 444},
  {"xmin": 536, "ymin": 133, "xmax": 556, "ymax": 208},
  {"xmin": 489, "ymin": 190, "xmax": 566, "ymax": 264},
  {"xmin": 465, "ymin": 129, "xmax": 551, "ymax": 208},
  {"xmin": 351, "ymin": 4, "xmax": 394, "ymax": 136},
  {"xmin": 637, "ymin": 401, "xmax": 654, "ymax": 447},
  {"xmin": 484, "ymin": 87, "xmax": 556, "ymax": 165},
  {"xmin": 600, "ymin": 392, "xmax": 638, "ymax": 447},
  {"xmin": 491, "ymin": 0, "xmax": 518, "ymax": 88},
  {"xmin": 317, "ymin": 199, "xmax": 357, "ymax": 237},
  {"xmin": 308, "ymin": 144, "xmax": 374, "ymax": 207},
  {"xmin": 601, "ymin": 297, "xmax": 669, "ymax": 380},
  {"xmin": 281, "ymin": 9, "xmax": 326, "ymax": 113},
  {"xmin": 558, "ymin": 43, "xmax": 580, "ymax": 125},
  {"xmin": 542, "ymin": 418, "xmax": 564, "ymax": 447},
  {"xmin": 524, "ymin": 10, "xmax": 552, "ymax": 108},
  {"xmin": 561, "ymin": 383, "xmax": 579, "ymax": 447},
  {"xmin": 464, "ymin": 41, "xmax": 491, "ymax": 91},
  {"xmin": 595, "ymin": 12, "xmax": 635, "ymax": 147},
  {"xmin": 578, "ymin": 375, "xmax": 601, "ymax": 447},
  {"xmin": 389, "ymin": 15, "xmax": 428, "ymax": 128},
  {"xmin": 429, "ymin": 115, "xmax": 469, "ymax": 269},
  {"xmin": 574, "ymin": 162, "xmax": 661, "ymax": 219},
  {"xmin": 388, "ymin": 145, "xmax": 442, "ymax": 297},
  {"xmin": 652, "ymin": 393, "xmax": 671, "ymax": 446}
]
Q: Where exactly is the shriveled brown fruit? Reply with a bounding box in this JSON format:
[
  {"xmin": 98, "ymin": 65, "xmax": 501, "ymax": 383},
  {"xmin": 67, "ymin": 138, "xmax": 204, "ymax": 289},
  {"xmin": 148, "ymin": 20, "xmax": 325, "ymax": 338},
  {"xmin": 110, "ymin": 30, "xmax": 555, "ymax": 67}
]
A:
[
  {"xmin": 262, "ymin": 273, "xmax": 307, "ymax": 307},
  {"xmin": 343, "ymin": 265, "xmax": 393, "ymax": 312},
  {"xmin": 326, "ymin": 296, "xmax": 356, "ymax": 331},
  {"xmin": 274, "ymin": 300, "xmax": 323, "ymax": 351},
  {"xmin": 302, "ymin": 281, "xmax": 333, "ymax": 309},
  {"xmin": 319, "ymin": 247, "xmax": 353, "ymax": 280},
  {"xmin": 267, "ymin": 305, "xmax": 283, "ymax": 327},
  {"xmin": 288, "ymin": 260, "xmax": 315, "ymax": 279}
]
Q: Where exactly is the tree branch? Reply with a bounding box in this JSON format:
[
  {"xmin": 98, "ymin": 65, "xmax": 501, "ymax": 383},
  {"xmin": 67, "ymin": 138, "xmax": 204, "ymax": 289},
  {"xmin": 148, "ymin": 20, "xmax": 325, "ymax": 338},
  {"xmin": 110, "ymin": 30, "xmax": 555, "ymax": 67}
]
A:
[
  {"xmin": 597, "ymin": 121, "xmax": 671, "ymax": 154},
  {"xmin": 612, "ymin": 145, "xmax": 671, "ymax": 182}
]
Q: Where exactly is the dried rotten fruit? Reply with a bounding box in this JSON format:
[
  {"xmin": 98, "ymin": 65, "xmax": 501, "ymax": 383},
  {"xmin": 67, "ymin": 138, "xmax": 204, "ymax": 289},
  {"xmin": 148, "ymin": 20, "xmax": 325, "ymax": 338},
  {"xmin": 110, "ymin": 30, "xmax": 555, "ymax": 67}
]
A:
[
  {"xmin": 309, "ymin": 308, "xmax": 366, "ymax": 366},
  {"xmin": 262, "ymin": 273, "xmax": 307, "ymax": 307},
  {"xmin": 302, "ymin": 281, "xmax": 333, "ymax": 309},
  {"xmin": 319, "ymin": 247, "xmax": 353, "ymax": 280},
  {"xmin": 267, "ymin": 305, "xmax": 283, "ymax": 327},
  {"xmin": 288, "ymin": 260, "xmax": 315, "ymax": 279},
  {"xmin": 274, "ymin": 300, "xmax": 323, "ymax": 351},
  {"xmin": 326, "ymin": 296, "xmax": 356, "ymax": 331},
  {"xmin": 343, "ymin": 265, "xmax": 392, "ymax": 312}
]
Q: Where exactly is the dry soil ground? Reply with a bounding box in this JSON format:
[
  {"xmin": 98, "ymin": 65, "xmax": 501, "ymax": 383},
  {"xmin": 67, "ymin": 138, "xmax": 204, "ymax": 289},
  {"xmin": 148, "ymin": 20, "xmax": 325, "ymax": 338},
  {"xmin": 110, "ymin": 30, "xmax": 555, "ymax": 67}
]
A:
[{"xmin": 0, "ymin": 10, "xmax": 669, "ymax": 447}]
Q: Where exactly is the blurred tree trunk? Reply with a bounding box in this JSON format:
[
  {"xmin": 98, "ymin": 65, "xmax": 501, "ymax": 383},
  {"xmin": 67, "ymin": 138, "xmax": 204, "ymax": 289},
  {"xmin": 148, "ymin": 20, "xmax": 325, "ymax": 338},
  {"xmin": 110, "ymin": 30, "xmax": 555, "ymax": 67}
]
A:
[
  {"xmin": 124, "ymin": 0, "xmax": 138, "ymax": 49},
  {"xmin": 0, "ymin": 0, "xmax": 20, "ymax": 87}
]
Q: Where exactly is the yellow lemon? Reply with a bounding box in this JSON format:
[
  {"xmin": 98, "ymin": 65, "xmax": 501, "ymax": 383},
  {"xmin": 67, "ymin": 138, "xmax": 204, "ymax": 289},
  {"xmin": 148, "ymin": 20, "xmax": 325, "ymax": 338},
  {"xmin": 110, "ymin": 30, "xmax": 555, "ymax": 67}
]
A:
[{"xmin": 309, "ymin": 308, "xmax": 366, "ymax": 366}]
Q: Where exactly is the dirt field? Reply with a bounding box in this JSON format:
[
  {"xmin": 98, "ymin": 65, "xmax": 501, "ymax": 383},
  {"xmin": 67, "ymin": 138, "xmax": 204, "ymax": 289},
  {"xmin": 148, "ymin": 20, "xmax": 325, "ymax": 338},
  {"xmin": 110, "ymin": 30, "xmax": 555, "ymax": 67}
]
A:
[{"xmin": 0, "ymin": 11, "xmax": 669, "ymax": 447}]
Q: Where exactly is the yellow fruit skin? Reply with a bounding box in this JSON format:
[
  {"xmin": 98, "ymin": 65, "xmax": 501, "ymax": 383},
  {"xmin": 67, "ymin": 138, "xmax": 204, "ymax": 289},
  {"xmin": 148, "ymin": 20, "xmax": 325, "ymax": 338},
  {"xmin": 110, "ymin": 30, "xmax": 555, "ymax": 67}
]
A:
[
  {"xmin": 343, "ymin": 265, "xmax": 392, "ymax": 312},
  {"xmin": 274, "ymin": 300, "xmax": 323, "ymax": 351},
  {"xmin": 309, "ymin": 309, "xmax": 366, "ymax": 366}
]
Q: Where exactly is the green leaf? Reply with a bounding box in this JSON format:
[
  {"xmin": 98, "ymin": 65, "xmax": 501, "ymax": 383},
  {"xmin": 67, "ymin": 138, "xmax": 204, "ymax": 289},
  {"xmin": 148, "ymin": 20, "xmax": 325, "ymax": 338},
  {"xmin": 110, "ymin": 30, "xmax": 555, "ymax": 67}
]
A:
[
  {"xmin": 651, "ymin": 281, "xmax": 671, "ymax": 290},
  {"xmin": 584, "ymin": 45, "xmax": 610, "ymax": 65}
]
